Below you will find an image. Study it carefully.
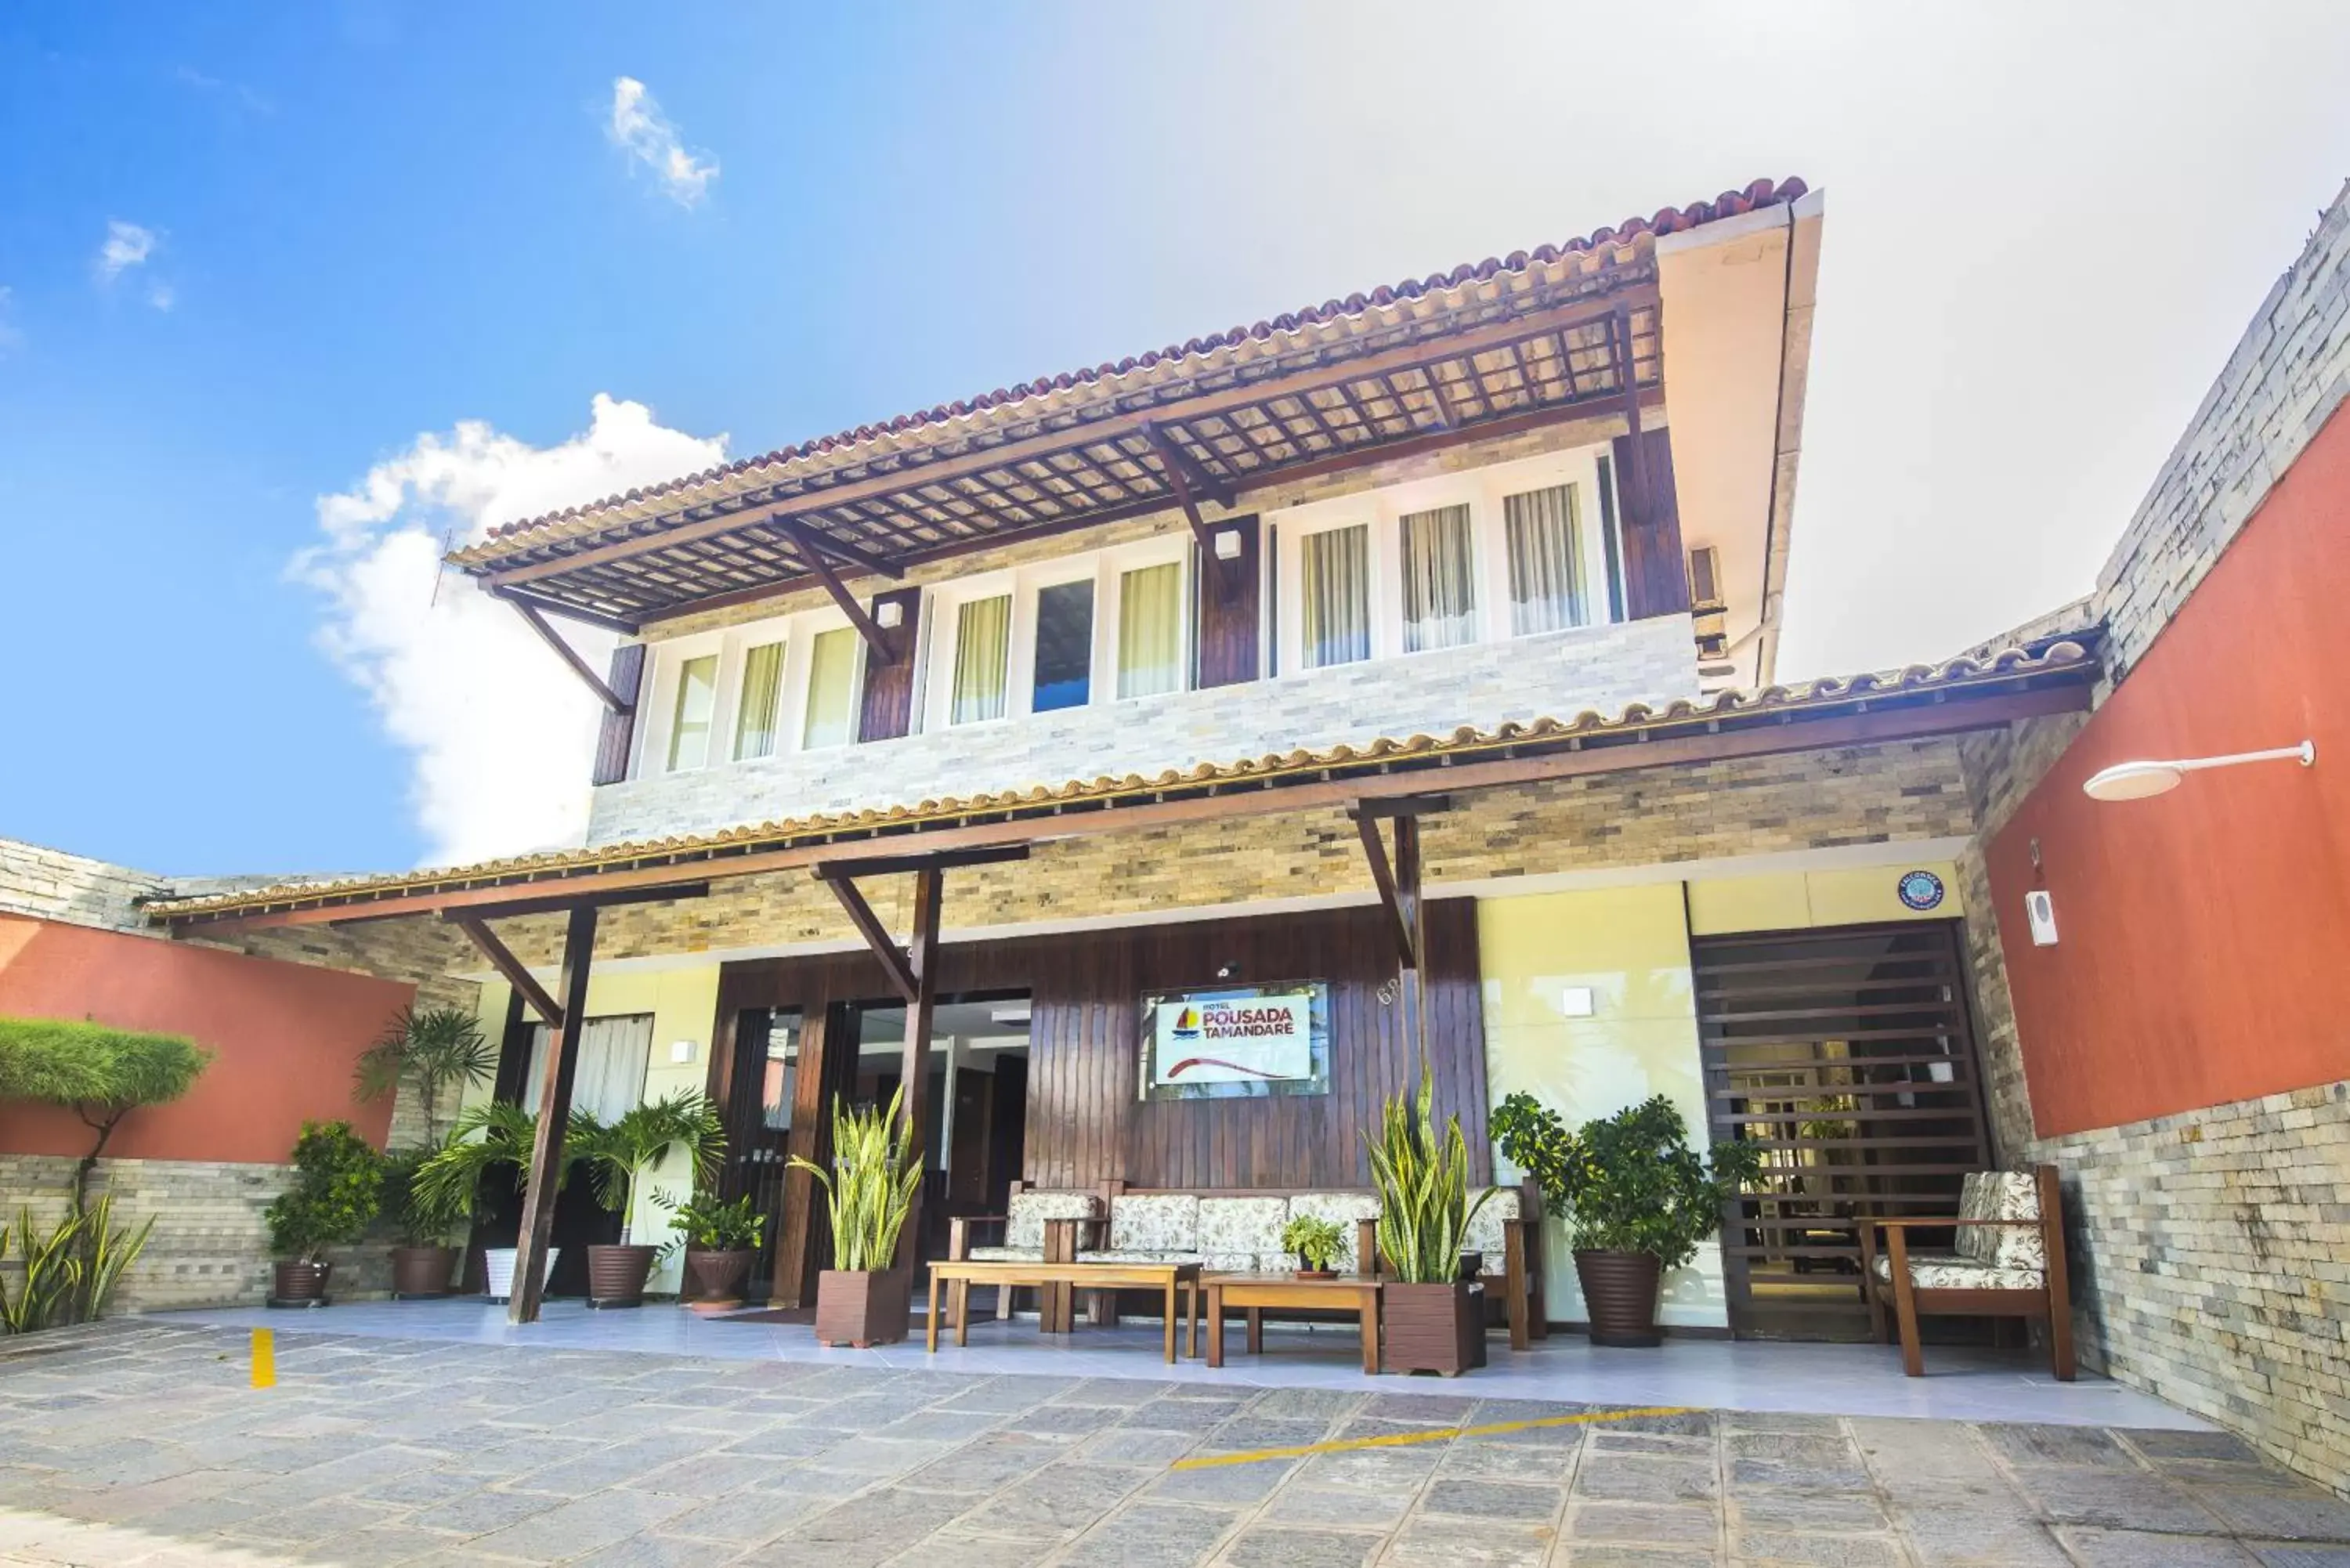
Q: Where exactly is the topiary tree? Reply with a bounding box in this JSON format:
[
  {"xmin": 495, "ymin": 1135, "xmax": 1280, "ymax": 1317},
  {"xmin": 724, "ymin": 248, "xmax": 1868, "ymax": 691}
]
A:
[
  {"xmin": 264, "ymin": 1121, "xmax": 384, "ymax": 1264},
  {"xmin": 351, "ymin": 1005, "xmax": 497, "ymax": 1150},
  {"xmin": 0, "ymin": 1017, "xmax": 212, "ymax": 1212}
]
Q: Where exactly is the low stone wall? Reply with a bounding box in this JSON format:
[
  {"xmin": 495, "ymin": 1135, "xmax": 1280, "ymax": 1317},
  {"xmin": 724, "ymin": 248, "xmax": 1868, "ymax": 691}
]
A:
[
  {"xmin": 0, "ymin": 1154, "xmax": 390, "ymax": 1315},
  {"xmin": 0, "ymin": 840, "xmax": 168, "ymax": 930}
]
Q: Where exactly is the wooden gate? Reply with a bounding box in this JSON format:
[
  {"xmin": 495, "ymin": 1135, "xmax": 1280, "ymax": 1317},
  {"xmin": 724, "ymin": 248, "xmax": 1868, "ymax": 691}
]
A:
[{"xmin": 1693, "ymin": 922, "xmax": 1990, "ymax": 1340}]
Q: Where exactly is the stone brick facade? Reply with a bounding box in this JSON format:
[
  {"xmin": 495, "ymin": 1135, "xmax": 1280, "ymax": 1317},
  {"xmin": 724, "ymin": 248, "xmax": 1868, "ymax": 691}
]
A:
[
  {"xmin": 588, "ymin": 612, "xmax": 1701, "ymax": 846},
  {"xmin": 0, "ymin": 837, "xmax": 168, "ymax": 930},
  {"xmin": 0, "ymin": 1154, "xmax": 391, "ymax": 1313}
]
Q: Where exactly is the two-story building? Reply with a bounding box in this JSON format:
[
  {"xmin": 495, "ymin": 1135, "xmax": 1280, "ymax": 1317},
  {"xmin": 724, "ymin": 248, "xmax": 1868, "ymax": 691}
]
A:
[{"xmin": 148, "ymin": 175, "xmax": 2100, "ymax": 1339}]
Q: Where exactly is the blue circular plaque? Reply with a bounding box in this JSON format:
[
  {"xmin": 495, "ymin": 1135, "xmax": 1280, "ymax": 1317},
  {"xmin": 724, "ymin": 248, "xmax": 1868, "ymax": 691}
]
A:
[{"xmin": 1896, "ymin": 869, "xmax": 1946, "ymax": 912}]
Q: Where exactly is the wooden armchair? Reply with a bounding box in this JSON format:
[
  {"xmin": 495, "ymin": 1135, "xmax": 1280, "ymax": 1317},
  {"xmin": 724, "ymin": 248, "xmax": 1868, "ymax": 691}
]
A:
[{"xmin": 1857, "ymin": 1165, "xmax": 2074, "ymax": 1380}]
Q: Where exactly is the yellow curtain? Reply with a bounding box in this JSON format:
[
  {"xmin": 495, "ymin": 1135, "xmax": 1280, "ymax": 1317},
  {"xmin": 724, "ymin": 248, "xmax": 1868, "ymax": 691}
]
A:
[
  {"xmin": 1400, "ymin": 503, "xmax": 1475, "ymax": 651},
  {"xmin": 801, "ymin": 627, "xmax": 858, "ymax": 750},
  {"xmin": 952, "ymin": 594, "xmax": 1012, "ymax": 723},
  {"xmin": 1116, "ymin": 562, "xmax": 1183, "ymax": 699},
  {"xmin": 1504, "ymin": 483, "xmax": 1585, "ymax": 634},
  {"xmin": 1300, "ymin": 524, "xmax": 1370, "ymax": 668},
  {"xmin": 732, "ymin": 641, "xmax": 784, "ymax": 760},
  {"xmin": 666, "ymin": 654, "xmax": 718, "ymax": 771}
]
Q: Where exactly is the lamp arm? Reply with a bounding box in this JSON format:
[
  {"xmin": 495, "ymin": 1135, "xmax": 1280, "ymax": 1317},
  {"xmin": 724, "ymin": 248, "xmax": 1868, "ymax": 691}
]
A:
[{"xmin": 2171, "ymin": 741, "xmax": 2316, "ymax": 775}]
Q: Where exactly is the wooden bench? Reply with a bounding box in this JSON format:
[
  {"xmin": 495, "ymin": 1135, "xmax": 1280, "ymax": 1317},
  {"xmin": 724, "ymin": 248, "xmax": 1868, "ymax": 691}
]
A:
[
  {"xmin": 925, "ymin": 1259, "xmax": 1202, "ymax": 1363},
  {"xmin": 1856, "ymin": 1165, "xmax": 2075, "ymax": 1380}
]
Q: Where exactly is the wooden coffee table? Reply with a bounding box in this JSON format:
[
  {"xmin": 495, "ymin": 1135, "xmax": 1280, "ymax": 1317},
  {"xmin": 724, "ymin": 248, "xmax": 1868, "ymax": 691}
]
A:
[
  {"xmin": 1204, "ymin": 1273, "xmax": 1383, "ymax": 1374},
  {"xmin": 926, "ymin": 1259, "xmax": 1202, "ymax": 1363}
]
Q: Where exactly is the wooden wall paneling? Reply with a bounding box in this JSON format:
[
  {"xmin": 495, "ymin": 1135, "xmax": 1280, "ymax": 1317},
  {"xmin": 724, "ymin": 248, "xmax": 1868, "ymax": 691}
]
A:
[
  {"xmin": 856, "ymin": 587, "xmax": 924, "ymax": 742},
  {"xmin": 591, "ymin": 643, "xmax": 646, "ymax": 786},
  {"xmin": 1195, "ymin": 515, "xmax": 1262, "ymax": 688},
  {"xmin": 1614, "ymin": 427, "xmax": 1691, "ymax": 620}
]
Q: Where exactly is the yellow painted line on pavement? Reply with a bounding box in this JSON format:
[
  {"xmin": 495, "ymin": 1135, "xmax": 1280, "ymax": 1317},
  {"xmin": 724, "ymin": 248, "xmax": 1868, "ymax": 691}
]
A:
[
  {"xmin": 1170, "ymin": 1404, "xmax": 1696, "ymax": 1469},
  {"xmin": 250, "ymin": 1328, "xmax": 275, "ymax": 1389}
]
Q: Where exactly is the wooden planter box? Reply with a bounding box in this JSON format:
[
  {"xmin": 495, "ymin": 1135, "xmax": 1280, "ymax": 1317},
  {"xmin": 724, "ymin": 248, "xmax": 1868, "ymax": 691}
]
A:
[
  {"xmin": 1382, "ymin": 1281, "xmax": 1484, "ymax": 1376},
  {"xmin": 815, "ymin": 1268, "xmax": 911, "ymax": 1348}
]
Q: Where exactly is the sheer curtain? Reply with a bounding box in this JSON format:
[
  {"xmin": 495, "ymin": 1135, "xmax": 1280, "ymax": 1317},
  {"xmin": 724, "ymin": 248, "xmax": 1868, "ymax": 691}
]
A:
[
  {"xmin": 951, "ymin": 594, "xmax": 1013, "ymax": 723},
  {"xmin": 1300, "ymin": 525, "xmax": 1371, "ymax": 668},
  {"xmin": 1400, "ymin": 504, "xmax": 1475, "ymax": 652},
  {"xmin": 666, "ymin": 655, "xmax": 718, "ymax": 771},
  {"xmin": 801, "ymin": 627, "xmax": 859, "ymax": 750},
  {"xmin": 522, "ymin": 1014, "xmax": 653, "ymax": 1124},
  {"xmin": 732, "ymin": 641, "xmax": 784, "ymax": 760},
  {"xmin": 1116, "ymin": 562, "xmax": 1183, "ymax": 699},
  {"xmin": 1504, "ymin": 483, "xmax": 1587, "ymax": 634}
]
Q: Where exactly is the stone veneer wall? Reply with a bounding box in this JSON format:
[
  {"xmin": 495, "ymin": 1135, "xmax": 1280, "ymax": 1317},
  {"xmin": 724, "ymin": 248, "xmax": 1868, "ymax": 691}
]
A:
[
  {"xmin": 588, "ymin": 613, "xmax": 1699, "ymax": 845},
  {"xmin": 0, "ymin": 838, "xmax": 168, "ymax": 929},
  {"xmin": 0, "ymin": 1154, "xmax": 392, "ymax": 1311},
  {"xmin": 1958, "ymin": 717, "xmax": 2350, "ymax": 1496}
]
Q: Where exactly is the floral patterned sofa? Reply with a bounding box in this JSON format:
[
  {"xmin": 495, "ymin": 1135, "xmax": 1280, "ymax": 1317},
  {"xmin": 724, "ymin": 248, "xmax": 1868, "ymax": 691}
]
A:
[{"xmin": 1857, "ymin": 1165, "xmax": 2074, "ymax": 1379}]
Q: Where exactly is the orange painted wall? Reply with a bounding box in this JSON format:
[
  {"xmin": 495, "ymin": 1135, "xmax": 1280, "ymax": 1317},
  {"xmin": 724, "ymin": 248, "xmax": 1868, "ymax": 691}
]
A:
[
  {"xmin": 1989, "ymin": 406, "xmax": 2350, "ymax": 1138},
  {"xmin": 0, "ymin": 916, "xmax": 412, "ymax": 1162}
]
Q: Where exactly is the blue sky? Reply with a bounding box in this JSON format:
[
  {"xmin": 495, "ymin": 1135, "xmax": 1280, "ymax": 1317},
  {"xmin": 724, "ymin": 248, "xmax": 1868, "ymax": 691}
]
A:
[{"xmin": 5, "ymin": 4, "xmax": 2350, "ymax": 876}]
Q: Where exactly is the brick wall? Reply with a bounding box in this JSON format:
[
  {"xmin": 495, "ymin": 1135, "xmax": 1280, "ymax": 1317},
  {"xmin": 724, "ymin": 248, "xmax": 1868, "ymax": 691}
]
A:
[
  {"xmin": 588, "ymin": 613, "xmax": 1700, "ymax": 845},
  {"xmin": 0, "ymin": 838, "xmax": 168, "ymax": 930}
]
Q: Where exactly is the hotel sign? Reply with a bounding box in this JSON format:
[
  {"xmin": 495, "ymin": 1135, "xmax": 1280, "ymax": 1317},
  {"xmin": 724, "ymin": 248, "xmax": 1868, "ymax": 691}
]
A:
[{"xmin": 1139, "ymin": 981, "xmax": 1331, "ymax": 1100}]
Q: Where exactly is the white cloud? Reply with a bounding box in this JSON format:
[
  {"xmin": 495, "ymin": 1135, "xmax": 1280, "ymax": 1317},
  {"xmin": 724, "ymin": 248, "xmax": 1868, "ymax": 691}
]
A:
[
  {"xmin": 146, "ymin": 283, "xmax": 175, "ymax": 313},
  {"xmin": 96, "ymin": 220, "xmax": 156, "ymax": 281},
  {"xmin": 295, "ymin": 395, "xmax": 727, "ymax": 868},
  {"xmin": 606, "ymin": 77, "xmax": 719, "ymax": 207}
]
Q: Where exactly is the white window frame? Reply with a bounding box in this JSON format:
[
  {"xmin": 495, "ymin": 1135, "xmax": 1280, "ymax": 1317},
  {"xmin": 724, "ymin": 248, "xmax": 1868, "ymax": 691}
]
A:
[
  {"xmin": 1268, "ymin": 443, "xmax": 1616, "ymax": 676},
  {"xmin": 630, "ymin": 603, "xmax": 866, "ymax": 780},
  {"xmin": 920, "ymin": 535, "xmax": 1191, "ymax": 732}
]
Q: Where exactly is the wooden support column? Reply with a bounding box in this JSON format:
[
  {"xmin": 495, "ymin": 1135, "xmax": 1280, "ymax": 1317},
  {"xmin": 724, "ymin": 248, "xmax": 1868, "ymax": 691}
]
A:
[
  {"xmin": 1350, "ymin": 797, "xmax": 1448, "ymax": 1084},
  {"xmin": 509, "ymin": 903, "xmax": 597, "ymax": 1325},
  {"xmin": 897, "ymin": 866, "xmax": 944, "ymax": 1272}
]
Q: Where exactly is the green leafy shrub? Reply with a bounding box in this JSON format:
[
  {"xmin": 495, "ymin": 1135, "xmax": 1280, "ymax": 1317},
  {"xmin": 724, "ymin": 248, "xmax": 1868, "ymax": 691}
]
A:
[
  {"xmin": 380, "ymin": 1142, "xmax": 472, "ymax": 1248},
  {"xmin": 265, "ymin": 1121, "xmax": 384, "ymax": 1263},
  {"xmin": 1278, "ymin": 1214, "xmax": 1345, "ymax": 1271},
  {"xmin": 1490, "ymin": 1092, "xmax": 1761, "ymax": 1271},
  {"xmin": 0, "ymin": 1195, "xmax": 156, "ymax": 1333},
  {"xmin": 790, "ymin": 1090, "xmax": 922, "ymax": 1273},
  {"xmin": 660, "ymin": 1187, "xmax": 767, "ymax": 1252},
  {"xmin": 570, "ymin": 1092, "xmax": 725, "ymax": 1246},
  {"xmin": 352, "ymin": 1006, "xmax": 497, "ymax": 1149},
  {"xmin": 0, "ymin": 1017, "xmax": 210, "ymax": 1211},
  {"xmin": 1365, "ymin": 1068, "xmax": 1491, "ymax": 1284}
]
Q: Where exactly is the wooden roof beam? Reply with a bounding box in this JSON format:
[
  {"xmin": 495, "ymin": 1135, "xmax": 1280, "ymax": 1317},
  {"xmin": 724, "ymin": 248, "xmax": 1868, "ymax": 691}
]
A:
[
  {"xmin": 779, "ymin": 519, "xmax": 895, "ymax": 663},
  {"xmin": 1137, "ymin": 421, "xmax": 1236, "ymax": 509},
  {"xmin": 449, "ymin": 915, "xmax": 565, "ymax": 1029},
  {"xmin": 500, "ymin": 593, "xmax": 631, "ymax": 715}
]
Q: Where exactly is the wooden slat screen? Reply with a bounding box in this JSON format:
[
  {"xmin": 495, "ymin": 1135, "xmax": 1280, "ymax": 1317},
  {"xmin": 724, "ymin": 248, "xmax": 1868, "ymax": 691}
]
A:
[
  {"xmin": 590, "ymin": 643, "xmax": 646, "ymax": 786},
  {"xmin": 1692, "ymin": 921, "xmax": 1990, "ymax": 1339},
  {"xmin": 1614, "ymin": 426, "xmax": 1691, "ymax": 620}
]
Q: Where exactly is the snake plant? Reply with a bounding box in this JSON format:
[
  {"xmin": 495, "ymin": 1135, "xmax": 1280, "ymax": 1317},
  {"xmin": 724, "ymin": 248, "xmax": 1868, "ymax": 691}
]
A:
[
  {"xmin": 790, "ymin": 1089, "xmax": 924, "ymax": 1274},
  {"xmin": 1364, "ymin": 1068, "xmax": 1492, "ymax": 1284}
]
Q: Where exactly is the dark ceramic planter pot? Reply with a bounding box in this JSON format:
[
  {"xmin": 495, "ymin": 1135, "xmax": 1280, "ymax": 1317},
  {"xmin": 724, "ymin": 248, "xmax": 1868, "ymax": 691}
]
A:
[
  {"xmin": 585, "ymin": 1244, "xmax": 659, "ymax": 1309},
  {"xmin": 684, "ymin": 1248, "xmax": 755, "ymax": 1309},
  {"xmin": 390, "ymin": 1245, "xmax": 456, "ymax": 1299},
  {"xmin": 269, "ymin": 1260, "xmax": 331, "ymax": 1308},
  {"xmin": 814, "ymin": 1268, "xmax": 910, "ymax": 1348},
  {"xmin": 1575, "ymin": 1249, "xmax": 1663, "ymax": 1346},
  {"xmin": 1381, "ymin": 1280, "xmax": 1484, "ymax": 1376}
]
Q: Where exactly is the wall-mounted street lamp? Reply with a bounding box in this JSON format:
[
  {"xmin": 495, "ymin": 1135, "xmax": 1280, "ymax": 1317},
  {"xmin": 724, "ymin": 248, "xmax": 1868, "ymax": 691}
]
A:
[{"xmin": 2081, "ymin": 740, "xmax": 2316, "ymax": 802}]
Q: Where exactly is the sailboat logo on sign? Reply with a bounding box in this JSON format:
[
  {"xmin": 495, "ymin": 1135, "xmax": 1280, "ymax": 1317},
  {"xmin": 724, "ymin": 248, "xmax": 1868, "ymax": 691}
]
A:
[{"xmin": 1170, "ymin": 1006, "xmax": 1202, "ymax": 1041}]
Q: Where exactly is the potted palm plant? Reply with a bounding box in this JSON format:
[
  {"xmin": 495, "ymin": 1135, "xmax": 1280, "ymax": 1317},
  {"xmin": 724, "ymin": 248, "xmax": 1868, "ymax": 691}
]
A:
[
  {"xmin": 416, "ymin": 1100, "xmax": 574, "ymax": 1304},
  {"xmin": 790, "ymin": 1089, "xmax": 924, "ymax": 1348},
  {"xmin": 265, "ymin": 1121, "xmax": 384, "ymax": 1307},
  {"xmin": 381, "ymin": 1143, "xmax": 471, "ymax": 1298},
  {"xmin": 351, "ymin": 1006, "xmax": 497, "ymax": 1151},
  {"xmin": 661, "ymin": 1187, "xmax": 768, "ymax": 1310},
  {"xmin": 1491, "ymin": 1092, "xmax": 1760, "ymax": 1346},
  {"xmin": 1365, "ymin": 1070, "xmax": 1491, "ymax": 1375},
  {"xmin": 1280, "ymin": 1214, "xmax": 1345, "ymax": 1280},
  {"xmin": 573, "ymin": 1091, "xmax": 725, "ymax": 1309}
]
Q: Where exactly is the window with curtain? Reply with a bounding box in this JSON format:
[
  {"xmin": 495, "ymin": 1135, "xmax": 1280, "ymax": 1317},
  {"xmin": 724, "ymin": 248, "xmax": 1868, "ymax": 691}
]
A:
[
  {"xmin": 1400, "ymin": 503, "xmax": 1476, "ymax": 652},
  {"xmin": 801, "ymin": 627, "xmax": 859, "ymax": 750},
  {"xmin": 1115, "ymin": 562, "xmax": 1183, "ymax": 699},
  {"xmin": 1504, "ymin": 483, "xmax": 1589, "ymax": 634},
  {"xmin": 1300, "ymin": 524, "xmax": 1371, "ymax": 668},
  {"xmin": 522, "ymin": 1014, "xmax": 653, "ymax": 1123},
  {"xmin": 732, "ymin": 641, "xmax": 785, "ymax": 760},
  {"xmin": 666, "ymin": 654, "xmax": 718, "ymax": 771},
  {"xmin": 950, "ymin": 594, "xmax": 1013, "ymax": 724},
  {"xmin": 1031, "ymin": 580, "xmax": 1094, "ymax": 713}
]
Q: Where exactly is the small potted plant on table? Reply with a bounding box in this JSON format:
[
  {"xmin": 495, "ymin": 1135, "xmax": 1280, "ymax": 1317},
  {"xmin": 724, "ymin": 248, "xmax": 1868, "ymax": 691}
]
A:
[
  {"xmin": 1280, "ymin": 1215, "xmax": 1345, "ymax": 1280},
  {"xmin": 574, "ymin": 1092, "xmax": 725, "ymax": 1310},
  {"xmin": 1492, "ymin": 1091, "xmax": 1759, "ymax": 1347},
  {"xmin": 1367, "ymin": 1070, "xmax": 1491, "ymax": 1375},
  {"xmin": 791, "ymin": 1088, "xmax": 923, "ymax": 1348},
  {"xmin": 663, "ymin": 1187, "xmax": 768, "ymax": 1311},
  {"xmin": 265, "ymin": 1120, "xmax": 383, "ymax": 1307}
]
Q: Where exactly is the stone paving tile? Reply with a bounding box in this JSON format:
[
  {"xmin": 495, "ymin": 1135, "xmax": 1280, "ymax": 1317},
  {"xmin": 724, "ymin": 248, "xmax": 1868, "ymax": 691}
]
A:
[
  {"xmin": 1574, "ymin": 1452, "xmax": 1719, "ymax": 1504},
  {"xmin": 2191, "ymin": 1487, "xmax": 2350, "ymax": 1543},
  {"xmin": 1980, "ymin": 1421, "xmax": 2142, "ymax": 1469},
  {"xmin": 1214, "ymin": 1523, "xmax": 1385, "ymax": 1567},
  {"xmin": 1419, "ymin": 1478, "xmax": 1566, "ymax": 1522},
  {"xmin": 2055, "ymin": 1525, "xmax": 2263, "ymax": 1566},
  {"xmin": 884, "ymin": 1529, "xmax": 1057, "ymax": 1567},
  {"xmin": 1891, "ymin": 1504, "xmax": 2072, "ymax": 1567},
  {"xmin": 658, "ymin": 1482, "xmax": 825, "ymax": 1544},
  {"xmin": 1728, "ymin": 1487, "xmax": 1890, "ymax": 1533},
  {"xmin": 1730, "ymin": 1530, "xmax": 1904, "ymax": 1566},
  {"xmin": 1379, "ymin": 1519, "xmax": 1556, "ymax": 1566},
  {"xmin": 1257, "ymin": 1482, "xmax": 1414, "ymax": 1529},
  {"xmin": 2250, "ymin": 1546, "xmax": 2350, "ymax": 1568},
  {"xmin": 1054, "ymin": 1501, "xmax": 1241, "ymax": 1568},
  {"xmin": 1440, "ymin": 1436, "xmax": 1580, "ymax": 1483},
  {"xmin": 955, "ymin": 1461, "xmax": 1152, "ymax": 1539},
  {"xmin": 1565, "ymin": 1499, "xmax": 1722, "ymax": 1545},
  {"xmin": 459, "ymin": 1487, "xmax": 696, "ymax": 1562}
]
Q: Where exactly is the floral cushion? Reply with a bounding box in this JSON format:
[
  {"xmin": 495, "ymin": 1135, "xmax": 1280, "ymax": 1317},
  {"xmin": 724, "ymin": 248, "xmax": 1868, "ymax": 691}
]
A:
[
  {"xmin": 1198, "ymin": 1197, "xmax": 1288, "ymax": 1260},
  {"xmin": 1075, "ymin": 1248, "xmax": 1193, "ymax": 1266},
  {"xmin": 1006, "ymin": 1190, "xmax": 1101, "ymax": 1252},
  {"xmin": 1285, "ymin": 1192, "xmax": 1381, "ymax": 1272},
  {"xmin": 1953, "ymin": 1171, "xmax": 2047, "ymax": 1274},
  {"xmin": 1108, "ymin": 1194, "xmax": 1198, "ymax": 1253},
  {"xmin": 966, "ymin": 1245, "xmax": 1043, "ymax": 1263},
  {"xmin": 1871, "ymin": 1252, "xmax": 2044, "ymax": 1292},
  {"xmin": 1461, "ymin": 1187, "xmax": 1524, "ymax": 1277}
]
